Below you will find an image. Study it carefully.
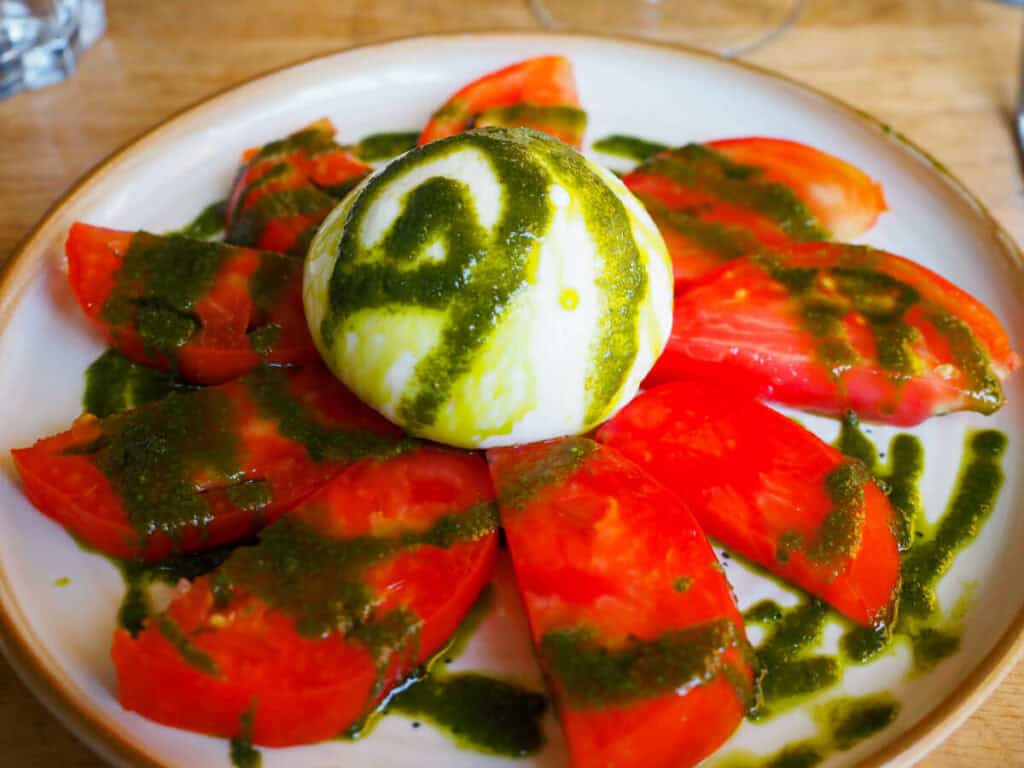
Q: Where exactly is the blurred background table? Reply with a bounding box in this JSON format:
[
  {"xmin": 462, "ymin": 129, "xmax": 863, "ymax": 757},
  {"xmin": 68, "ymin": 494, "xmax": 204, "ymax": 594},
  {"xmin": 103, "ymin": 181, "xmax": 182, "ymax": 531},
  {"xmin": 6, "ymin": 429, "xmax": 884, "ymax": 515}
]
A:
[{"xmin": 1, "ymin": 0, "xmax": 1023, "ymax": 765}]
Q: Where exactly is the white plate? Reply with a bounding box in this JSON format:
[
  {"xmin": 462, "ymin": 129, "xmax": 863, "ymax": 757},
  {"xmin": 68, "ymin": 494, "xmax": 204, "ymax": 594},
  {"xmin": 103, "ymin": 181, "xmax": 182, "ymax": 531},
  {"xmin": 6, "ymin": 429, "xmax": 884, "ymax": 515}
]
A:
[{"xmin": 1, "ymin": 32, "xmax": 1023, "ymax": 768}]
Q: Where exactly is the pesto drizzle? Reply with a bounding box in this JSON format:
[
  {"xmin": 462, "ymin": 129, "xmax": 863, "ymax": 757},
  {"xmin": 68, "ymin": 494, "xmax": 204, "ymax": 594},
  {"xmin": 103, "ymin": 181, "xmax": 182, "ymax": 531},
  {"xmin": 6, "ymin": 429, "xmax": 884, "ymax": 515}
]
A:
[
  {"xmin": 229, "ymin": 708, "xmax": 262, "ymax": 768},
  {"xmin": 637, "ymin": 143, "xmax": 827, "ymax": 241},
  {"xmin": 352, "ymin": 131, "xmax": 420, "ymax": 162},
  {"xmin": 209, "ymin": 501, "xmax": 499, "ymax": 641},
  {"xmin": 83, "ymin": 350, "xmax": 192, "ymax": 418},
  {"xmin": 591, "ymin": 134, "xmax": 668, "ymax": 163},
  {"xmin": 540, "ymin": 617, "xmax": 752, "ymax": 709},
  {"xmin": 753, "ymin": 247, "xmax": 1004, "ymax": 411},
  {"xmin": 101, "ymin": 232, "xmax": 234, "ymax": 357},
  {"xmin": 175, "ymin": 199, "xmax": 227, "ymax": 240},
  {"xmin": 244, "ymin": 366, "xmax": 415, "ymax": 462},
  {"xmin": 715, "ymin": 693, "xmax": 900, "ymax": 768},
  {"xmin": 495, "ymin": 436, "xmax": 597, "ymax": 511},
  {"xmin": 346, "ymin": 588, "xmax": 549, "ymax": 757}
]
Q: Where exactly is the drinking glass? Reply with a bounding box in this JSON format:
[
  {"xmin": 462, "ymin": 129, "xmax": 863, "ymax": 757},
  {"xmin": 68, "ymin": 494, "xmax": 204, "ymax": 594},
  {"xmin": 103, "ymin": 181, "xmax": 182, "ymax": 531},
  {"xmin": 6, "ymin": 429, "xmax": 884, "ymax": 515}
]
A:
[
  {"xmin": 531, "ymin": 0, "xmax": 804, "ymax": 57},
  {"xmin": 0, "ymin": 0, "xmax": 105, "ymax": 99}
]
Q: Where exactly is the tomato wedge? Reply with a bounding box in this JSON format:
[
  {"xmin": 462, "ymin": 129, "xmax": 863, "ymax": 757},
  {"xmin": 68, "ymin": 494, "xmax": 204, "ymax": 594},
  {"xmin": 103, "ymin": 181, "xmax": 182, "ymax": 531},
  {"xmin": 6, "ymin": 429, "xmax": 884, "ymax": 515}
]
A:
[
  {"xmin": 597, "ymin": 381, "xmax": 900, "ymax": 627},
  {"xmin": 647, "ymin": 243, "xmax": 1019, "ymax": 425},
  {"xmin": 418, "ymin": 56, "xmax": 586, "ymax": 148},
  {"xmin": 66, "ymin": 223, "xmax": 318, "ymax": 384},
  {"xmin": 11, "ymin": 365, "xmax": 409, "ymax": 561},
  {"xmin": 112, "ymin": 446, "xmax": 499, "ymax": 747},
  {"xmin": 488, "ymin": 438, "xmax": 753, "ymax": 768},
  {"xmin": 226, "ymin": 118, "xmax": 371, "ymax": 255},
  {"xmin": 623, "ymin": 139, "xmax": 886, "ymax": 286}
]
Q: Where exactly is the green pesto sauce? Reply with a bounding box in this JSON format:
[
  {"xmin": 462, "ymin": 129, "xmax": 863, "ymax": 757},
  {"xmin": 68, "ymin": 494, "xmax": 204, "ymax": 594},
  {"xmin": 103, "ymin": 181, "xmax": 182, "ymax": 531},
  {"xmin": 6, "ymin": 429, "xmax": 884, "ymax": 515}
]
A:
[
  {"xmin": 474, "ymin": 103, "xmax": 588, "ymax": 144},
  {"xmin": 157, "ymin": 614, "xmax": 220, "ymax": 675},
  {"xmin": 388, "ymin": 674, "xmax": 547, "ymax": 756},
  {"xmin": 346, "ymin": 588, "xmax": 549, "ymax": 757},
  {"xmin": 323, "ymin": 127, "xmax": 645, "ymax": 431},
  {"xmin": 777, "ymin": 462, "xmax": 868, "ymax": 573},
  {"xmin": 229, "ymin": 709, "xmax": 262, "ymax": 768},
  {"xmin": 226, "ymin": 186, "xmax": 336, "ymax": 254},
  {"xmin": 175, "ymin": 199, "xmax": 227, "ymax": 240},
  {"xmin": 591, "ymin": 134, "xmax": 668, "ymax": 163},
  {"xmin": 715, "ymin": 693, "xmax": 899, "ymax": 768},
  {"xmin": 76, "ymin": 388, "xmax": 242, "ymax": 541},
  {"xmin": 53, "ymin": 577, "xmax": 70, "ymax": 587},
  {"xmin": 252, "ymin": 125, "xmax": 337, "ymax": 162},
  {"xmin": 102, "ymin": 232, "xmax": 234, "ymax": 357},
  {"xmin": 540, "ymin": 617, "xmax": 751, "ymax": 709},
  {"xmin": 834, "ymin": 423, "xmax": 1005, "ymax": 672},
  {"xmin": 496, "ymin": 436, "xmax": 597, "ymax": 511},
  {"xmin": 209, "ymin": 501, "xmax": 499, "ymax": 641},
  {"xmin": 753, "ymin": 247, "xmax": 1004, "ymax": 402},
  {"xmin": 83, "ymin": 350, "xmax": 192, "ymax": 417},
  {"xmin": 352, "ymin": 131, "xmax": 420, "ymax": 162},
  {"xmin": 638, "ymin": 144, "xmax": 827, "ymax": 241},
  {"xmin": 643, "ymin": 195, "xmax": 760, "ymax": 263},
  {"xmin": 249, "ymin": 251, "xmax": 301, "ymax": 311},
  {"xmin": 116, "ymin": 541, "xmax": 244, "ymax": 635},
  {"xmin": 748, "ymin": 599, "xmax": 837, "ymax": 720},
  {"xmin": 243, "ymin": 366, "xmax": 415, "ymax": 462}
]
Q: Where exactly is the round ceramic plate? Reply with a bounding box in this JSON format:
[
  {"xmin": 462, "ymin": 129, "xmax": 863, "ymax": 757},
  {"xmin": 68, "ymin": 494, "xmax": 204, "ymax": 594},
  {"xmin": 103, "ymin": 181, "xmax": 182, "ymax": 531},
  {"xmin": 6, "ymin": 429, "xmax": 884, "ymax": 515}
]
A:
[{"xmin": 1, "ymin": 32, "xmax": 1023, "ymax": 768}]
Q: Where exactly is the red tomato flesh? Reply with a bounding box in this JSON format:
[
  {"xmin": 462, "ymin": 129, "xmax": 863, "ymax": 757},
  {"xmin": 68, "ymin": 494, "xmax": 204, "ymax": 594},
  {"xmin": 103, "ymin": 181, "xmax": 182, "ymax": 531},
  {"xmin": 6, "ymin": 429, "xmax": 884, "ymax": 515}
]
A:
[
  {"xmin": 112, "ymin": 447, "xmax": 499, "ymax": 747},
  {"xmin": 225, "ymin": 118, "xmax": 370, "ymax": 255},
  {"xmin": 418, "ymin": 56, "xmax": 586, "ymax": 148},
  {"xmin": 597, "ymin": 380, "xmax": 900, "ymax": 626},
  {"xmin": 623, "ymin": 139, "xmax": 886, "ymax": 286},
  {"xmin": 647, "ymin": 243, "xmax": 1019, "ymax": 425},
  {"xmin": 488, "ymin": 438, "xmax": 753, "ymax": 768},
  {"xmin": 11, "ymin": 365, "xmax": 408, "ymax": 561},
  {"xmin": 66, "ymin": 223, "xmax": 318, "ymax": 384}
]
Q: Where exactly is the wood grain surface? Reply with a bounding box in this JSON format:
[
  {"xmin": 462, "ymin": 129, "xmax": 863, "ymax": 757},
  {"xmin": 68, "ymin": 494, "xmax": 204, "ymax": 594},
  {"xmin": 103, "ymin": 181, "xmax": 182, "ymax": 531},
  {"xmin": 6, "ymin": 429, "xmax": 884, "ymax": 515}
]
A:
[{"xmin": 1, "ymin": 0, "xmax": 1023, "ymax": 765}]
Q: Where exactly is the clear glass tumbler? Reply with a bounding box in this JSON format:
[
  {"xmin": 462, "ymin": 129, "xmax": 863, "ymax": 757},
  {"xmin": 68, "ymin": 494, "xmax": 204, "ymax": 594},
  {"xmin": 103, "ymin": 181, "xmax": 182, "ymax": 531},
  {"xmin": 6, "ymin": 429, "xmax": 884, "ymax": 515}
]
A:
[
  {"xmin": 0, "ymin": 0, "xmax": 105, "ymax": 99},
  {"xmin": 531, "ymin": 0, "xmax": 804, "ymax": 57}
]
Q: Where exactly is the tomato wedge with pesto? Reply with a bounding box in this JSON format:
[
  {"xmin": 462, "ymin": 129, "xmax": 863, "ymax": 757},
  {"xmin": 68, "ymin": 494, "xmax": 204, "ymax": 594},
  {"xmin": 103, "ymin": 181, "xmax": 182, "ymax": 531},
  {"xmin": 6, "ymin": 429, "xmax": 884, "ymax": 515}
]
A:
[
  {"xmin": 647, "ymin": 243, "xmax": 1019, "ymax": 425},
  {"xmin": 598, "ymin": 381, "xmax": 900, "ymax": 627},
  {"xmin": 623, "ymin": 139, "xmax": 886, "ymax": 285},
  {"xmin": 66, "ymin": 223, "xmax": 317, "ymax": 384},
  {"xmin": 226, "ymin": 118, "xmax": 371, "ymax": 254},
  {"xmin": 112, "ymin": 446, "xmax": 499, "ymax": 747},
  {"xmin": 488, "ymin": 438, "xmax": 753, "ymax": 768},
  {"xmin": 11, "ymin": 365, "xmax": 409, "ymax": 561},
  {"xmin": 418, "ymin": 55, "xmax": 587, "ymax": 148}
]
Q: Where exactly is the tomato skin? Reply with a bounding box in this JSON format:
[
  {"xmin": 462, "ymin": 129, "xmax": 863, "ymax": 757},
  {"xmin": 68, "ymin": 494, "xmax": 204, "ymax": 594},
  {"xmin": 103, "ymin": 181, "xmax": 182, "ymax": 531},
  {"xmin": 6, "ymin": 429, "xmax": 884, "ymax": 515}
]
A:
[
  {"xmin": 11, "ymin": 365, "xmax": 405, "ymax": 561},
  {"xmin": 623, "ymin": 139, "xmax": 886, "ymax": 286},
  {"xmin": 488, "ymin": 438, "xmax": 751, "ymax": 768},
  {"xmin": 225, "ymin": 118, "xmax": 370, "ymax": 255},
  {"xmin": 66, "ymin": 223, "xmax": 318, "ymax": 385},
  {"xmin": 647, "ymin": 243, "xmax": 1019, "ymax": 424},
  {"xmin": 112, "ymin": 448, "xmax": 499, "ymax": 747},
  {"xmin": 597, "ymin": 381, "xmax": 900, "ymax": 626},
  {"xmin": 707, "ymin": 138, "xmax": 887, "ymax": 240},
  {"xmin": 418, "ymin": 56, "xmax": 585, "ymax": 148}
]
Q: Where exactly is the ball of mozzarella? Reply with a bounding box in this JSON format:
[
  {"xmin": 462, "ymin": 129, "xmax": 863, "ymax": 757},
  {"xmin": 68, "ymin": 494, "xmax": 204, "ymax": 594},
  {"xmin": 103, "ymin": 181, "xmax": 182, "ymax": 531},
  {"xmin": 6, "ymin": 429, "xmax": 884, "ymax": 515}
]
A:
[{"xmin": 304, "ymin": 127, "xmax": 672, "ymax": 448}]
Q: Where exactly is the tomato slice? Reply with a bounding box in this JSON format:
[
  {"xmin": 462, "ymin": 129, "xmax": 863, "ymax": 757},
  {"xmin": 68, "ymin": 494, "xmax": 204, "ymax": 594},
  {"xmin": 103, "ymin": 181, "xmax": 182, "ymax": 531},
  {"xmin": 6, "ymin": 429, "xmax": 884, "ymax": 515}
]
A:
[
  {"xmin": 647, "ymin": 243, "xmax": 1019, "ymax": 425},
  {"xmin": 225, "ymin": 119, "xmax": 371, "ymax": 255},
  {"xmin": 66, "ymin": 223, "xmax": 318, "ymax": 384},
  {"xmin": 11, "ymin": 365, "xmax": 409, "ymax": 561},
  {"xmin": 623, "ymin": 139, "xmax": 886, "ymax": 286},
  {"xmin": 488, "ymin": 438, "xmax": 752, "ymax": 768},
  {"xmin": 111, "ymin": 446, "xmax": 499, "ymax": 747},
  {"xmin": 597, "ymin": 381, "xmax": 900, "ymax": 626},
  {"xmin": 418, "ymin": 56, "xmax": 586, "ymax": 148}
]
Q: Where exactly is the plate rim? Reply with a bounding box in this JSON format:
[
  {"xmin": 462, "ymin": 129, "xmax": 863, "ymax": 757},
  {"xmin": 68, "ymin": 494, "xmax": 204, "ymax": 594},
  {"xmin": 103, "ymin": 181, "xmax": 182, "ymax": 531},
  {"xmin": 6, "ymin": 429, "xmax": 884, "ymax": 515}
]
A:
[{"xmin": 1, "ymin": 29, "xmax": 1023, "ymax": 768}]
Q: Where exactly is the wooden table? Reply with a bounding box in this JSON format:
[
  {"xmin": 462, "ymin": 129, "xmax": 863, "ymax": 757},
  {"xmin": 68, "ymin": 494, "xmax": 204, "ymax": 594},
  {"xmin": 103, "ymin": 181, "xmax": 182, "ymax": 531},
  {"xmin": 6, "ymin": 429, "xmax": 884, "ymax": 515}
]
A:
[{"xmin": 1, "ymin": 0, "xmax": 1022, "ymax": 765}]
